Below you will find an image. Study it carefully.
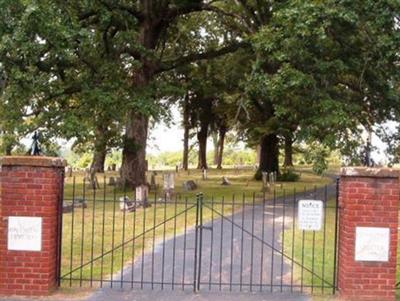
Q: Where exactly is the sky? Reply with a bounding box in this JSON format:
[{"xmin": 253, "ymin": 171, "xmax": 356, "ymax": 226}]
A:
[
  {"xmin": 147, "ymin": 105, "xmax": 394, "ymax": 164},
  {"xmin": 23, "ymin": 104, "xmax": 395, "ymax": 164}
]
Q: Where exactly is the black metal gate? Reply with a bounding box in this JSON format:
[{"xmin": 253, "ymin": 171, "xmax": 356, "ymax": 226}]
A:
[{"xmin": 58, "ymin": 178, "xmax": 339, "ymax": 295}]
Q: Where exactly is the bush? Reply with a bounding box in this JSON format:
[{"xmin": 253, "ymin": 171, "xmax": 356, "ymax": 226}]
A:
[
  {"xmin": 254, "ymin": 169, "xmax": 262, "ymax": 181},
  {"xmin": 277, "ymin": 169, "xmax": 300, "ymax": 182}
]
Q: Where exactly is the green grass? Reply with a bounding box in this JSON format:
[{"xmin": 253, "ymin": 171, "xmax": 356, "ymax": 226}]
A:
[
  {"xmin": 60, "ymin": 167, "xmax": 332, "ymax": 288},
  {"xmin": 282, "ymin": 198, "xmax": 337, "ymax": 296}
]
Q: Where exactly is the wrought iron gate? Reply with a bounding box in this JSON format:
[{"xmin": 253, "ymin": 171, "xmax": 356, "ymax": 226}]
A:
[{"xmin": 58, "ymin": 178, "xmax": 339, "ymax": 295}]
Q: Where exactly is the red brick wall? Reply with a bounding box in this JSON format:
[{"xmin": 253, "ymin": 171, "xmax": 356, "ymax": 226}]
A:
[
  {"xmin": 338, "ymin": 168, "xmax": 400, "ymax": 301},
  {"xmin": 0, "ymin": 157, "xmax": 65, "ymax": 296}
]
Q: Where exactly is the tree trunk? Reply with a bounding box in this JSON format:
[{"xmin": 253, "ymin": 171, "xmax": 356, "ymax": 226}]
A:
[
  {"xmin": 182, "ymin": 94, "xmax": 190, "ymax": 170},
  {"xmin": 90, "ymin": 125, "xmax": 108, "ymax": 173},
  {"xmin": 216, "ymin": 126, "xmax": 227, "ymax": 169},
  {"xmin": 120, "ymin": 111, "xmax": 149, "ymax": 189},
  {"xmin": 120, "ymin": 17, "xmax": 157, "ymax": 188},
  {"xmin": 197, "ymin": 123, "xmax": 208, "ymax": 170},
  {"xmin": 257, "ymin": 133, "xmax": 280, "ymax": 176},
  {"xmin": 283, "ymin": 135, "xmax": 294, "ymax": 167},
  {"xmin": 91, "ymin": 149, "xmax": 106, "ymax": 173},
  {"xmin": 212, "ymin": 132, "xmax": 219, "ymax": 165}
]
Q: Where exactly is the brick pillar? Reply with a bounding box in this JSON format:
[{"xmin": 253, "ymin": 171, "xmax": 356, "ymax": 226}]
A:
[
  {"xmin": 0, "ymin": 156, "xmax": 65, "ymax": 296},
  {"xmin": 338, "ymin": 167, "xmax": 399, "ymax": 301}
]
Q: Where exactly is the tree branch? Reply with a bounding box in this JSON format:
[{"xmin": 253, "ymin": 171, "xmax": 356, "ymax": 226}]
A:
[
  {"xmin": 98, "ymin": 0, "xmax": 144, "ymax": 21},
  {"xmin": 156, "ymin": 41, "xmax": 250, "ymax": 73}
]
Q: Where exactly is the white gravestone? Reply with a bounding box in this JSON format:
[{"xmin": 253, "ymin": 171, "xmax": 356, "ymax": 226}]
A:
[
  {"xmin": 163, "ymin": 173, "xmax": 175, "ymax": 189},
  {"xmin": 136, "ymin": 185, "xmax": 148, "ymax": 202},
  {"xmin": 355, "ymin": 227, "xmax": 390, "ymax": 262},
  {"xmin": 8, "ymin": 216, "xmax": 42, "ymax": 251},
  {"xmin": 298, "ymin": 200, "xmax": 324, "ymax": 231}
]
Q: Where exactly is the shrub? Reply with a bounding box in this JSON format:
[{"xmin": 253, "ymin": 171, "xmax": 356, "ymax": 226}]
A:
[{"xmin": 277, "ymin": 169, "xmax": 300, "ymax": 182}]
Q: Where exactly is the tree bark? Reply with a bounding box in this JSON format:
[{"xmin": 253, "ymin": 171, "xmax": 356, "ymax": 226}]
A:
[
  {"xmin": 216, "ymin": 126, "xmax": 227, "ymax": 169},
  {"xmin": 120, "ymin": 111, "xmax": 149, "ymax": 189},
  {"xmin": 119, "ymin": 13, "xmax": 158, "ymax": 188},
  {"xmin": 182, "ymin": 94, "xmax": 190, "ymax": 170},
  {"xmin": 90, "ymin": 125, "xmax": 108, "ymax": 173},
  {"xmin": 283, "ymin": 135, "xmax": 294, "ymax": 167},
  {"xmin": 212, "ymin": 132, "xmax": 219, "ymax": 165},
  {"xmin": 91, "ymin": 148, "xmax": 106, "ymax": 173},
  {"xmin": 197, "ymin": 122, "xmax": 208, "ymax": 169},
  {"xmin": 257, "ymin": 133, "xmax": 280, "ymax": 175}
]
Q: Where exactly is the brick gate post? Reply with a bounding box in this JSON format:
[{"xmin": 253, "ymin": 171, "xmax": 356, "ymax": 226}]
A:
[
  {"xmin": 0, "ymin": 156, "xmax": 65, "ymax": 296},
  {"xmin": 338, "ymin": 167, "xmax": 399, "ymax": 301}
]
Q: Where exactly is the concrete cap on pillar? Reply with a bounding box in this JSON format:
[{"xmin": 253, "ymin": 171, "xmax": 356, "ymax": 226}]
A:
[
  {"xmin": 0, "ymin": 156, "xmax": 66, "ymax": 168},
  {"xmin": 341, "ymin": 167, "xmax": 400, "ymax": 178}
]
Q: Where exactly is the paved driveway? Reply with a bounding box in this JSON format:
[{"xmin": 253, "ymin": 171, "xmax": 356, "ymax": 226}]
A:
[{"xmin": 86, "ymin": 183, "xmax": 337, "ymax": 301}]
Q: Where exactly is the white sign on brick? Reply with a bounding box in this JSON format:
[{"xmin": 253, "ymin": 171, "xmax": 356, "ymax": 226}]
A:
[
  {"xmin": 355, "ymin": 227, "xmax": 390, "ymax": 262},
  {"xmin": 298, "ymin": 200, "xmax": 324, "ymax": 231},
  {"xmin": 8, "ymin": 216, "xmax": 42, "ymax": 251}
]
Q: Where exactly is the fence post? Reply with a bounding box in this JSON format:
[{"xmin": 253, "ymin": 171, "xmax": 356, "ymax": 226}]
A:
[
  {"xmin": 0, "ymin": 156, "xmax": 66, "ymax": 296},
  {"xmin": 338, "ymin": 167, "xmax": 399, "ymax": 301}
]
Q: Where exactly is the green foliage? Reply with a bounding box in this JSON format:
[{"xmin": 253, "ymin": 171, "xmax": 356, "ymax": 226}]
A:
[
  {"xmin": 303, "ymin": 144, "xmax": 331, "ymax": 175},
  {"xmin": 277, "ymin": 169, "xmax": 300, "ymax": 182}
]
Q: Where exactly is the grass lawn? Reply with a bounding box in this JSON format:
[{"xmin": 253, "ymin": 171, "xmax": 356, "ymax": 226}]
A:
[
  {"xmin": 282, "ymin": 197, "xmax": 337, "ymax": 296},
  {"xmin": 60, "ymin": 167, "xmax": 332, "ymax": 288}
]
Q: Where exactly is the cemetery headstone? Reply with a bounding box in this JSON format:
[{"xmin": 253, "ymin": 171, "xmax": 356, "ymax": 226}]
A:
[
  {"xmin": 150, "ymin": 171, "xmax": 157, "ymax": 191},
  {"xmin": 202, "ymin": 168, "xmax": 208, "ymax": 180},
  {"xmin": 262, "ymin": 171, "xmax": 270, "ymax": 192},
  {"xmin": 63, "ymin": 202, "xmax": 73, "ymax": 213},
  {"xmin": 136, "ymin": 185, "xmax": 151, "ymax": 208},
  {"xmin": 163, "ymin": 172, "xmax": 175, "ymax": 201},
  {"xmin": 119, "ymin": 196, "xmax": 136, "ymax": 212},
  {"xmin": 221, "ymin": 176, "xmax": 231, "ymax": 186},
  {"xmin": 73, "ymin": 198, "xmax": 87, "ymax": 208},
  {"xmin": 182, "ymin": 180, "xmax": 197, "ymax": 191},
  {"xmin": 108, "ymin": 177, "xmax": 116, "ymax": 186},
  {"xmin": 66, "ymin": 166, "xmax": 73, "ymax": 177}
]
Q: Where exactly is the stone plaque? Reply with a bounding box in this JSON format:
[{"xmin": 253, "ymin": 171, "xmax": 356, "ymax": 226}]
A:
[
  {"xmin": 298, "ymin": 200, "xmax": 323, "ymax": 231},
  {"xmin": 355, "ymin": 227, "xmax": 390, "ymax": 262},
  {"xmin": 8, "ymin": 216, "xmax": 42, "ymax": 251}
]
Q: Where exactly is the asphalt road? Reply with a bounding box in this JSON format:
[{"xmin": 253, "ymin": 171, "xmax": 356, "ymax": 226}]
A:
[{"xmin": 86, "ymin": 182, "xmax": 337, "ymax": 301}]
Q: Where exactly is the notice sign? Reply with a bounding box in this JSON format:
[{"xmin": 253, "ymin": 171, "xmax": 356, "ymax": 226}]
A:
[
  {"xmin": 8, "ymin": 217, "xmax": 42, "ymax": 251},
  {"xmin": 355, "ymin": 227, "xmax": 390, "ymax": 262},
  {"xmin": 298, "ymin": 200, "xmax": 323, "ymax": 231}
]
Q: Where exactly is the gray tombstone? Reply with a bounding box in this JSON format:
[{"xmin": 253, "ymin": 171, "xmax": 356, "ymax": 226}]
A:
[
  {"xmin": 108, "ymin": 177, "xmax": 116, "ymax": 186},
  {"xmin": 163, "ymin": 172, "xmax": 175, "ymax": 201},
  {"xmin": 202, "ymin": 168, "xmax": 208, "ymax": 180},
  {"xmin": 63, "ymin": 202, "xmax": 73, "ymax": 213},
  {"xmin": 136, "ymin": 185, "xmax": 150, "ymax": 208},
  {"xmin": 66, "ymin": 166, "xmax": 73, "ymax": 177},
  {"xmin": 221, "ymin": 176, "xmax": 231, "ymax": 186},
  {"xmin": 150, "ymin": 172, "xmax": 157, "ymax": 191},
  {"xmin": 262, "ymin": 172, "xmax": 270, "ymax": 192},
  {"xmin": 73, "ymin": 198, "xmax": 87, "ymax": 209},
  {"xmin": 183, "ymin": 180, "xmax": 197, "ymax": 191},
  {"xmin": 119, "ymin": 196, "xmax": 136, "ymax": 212}
]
